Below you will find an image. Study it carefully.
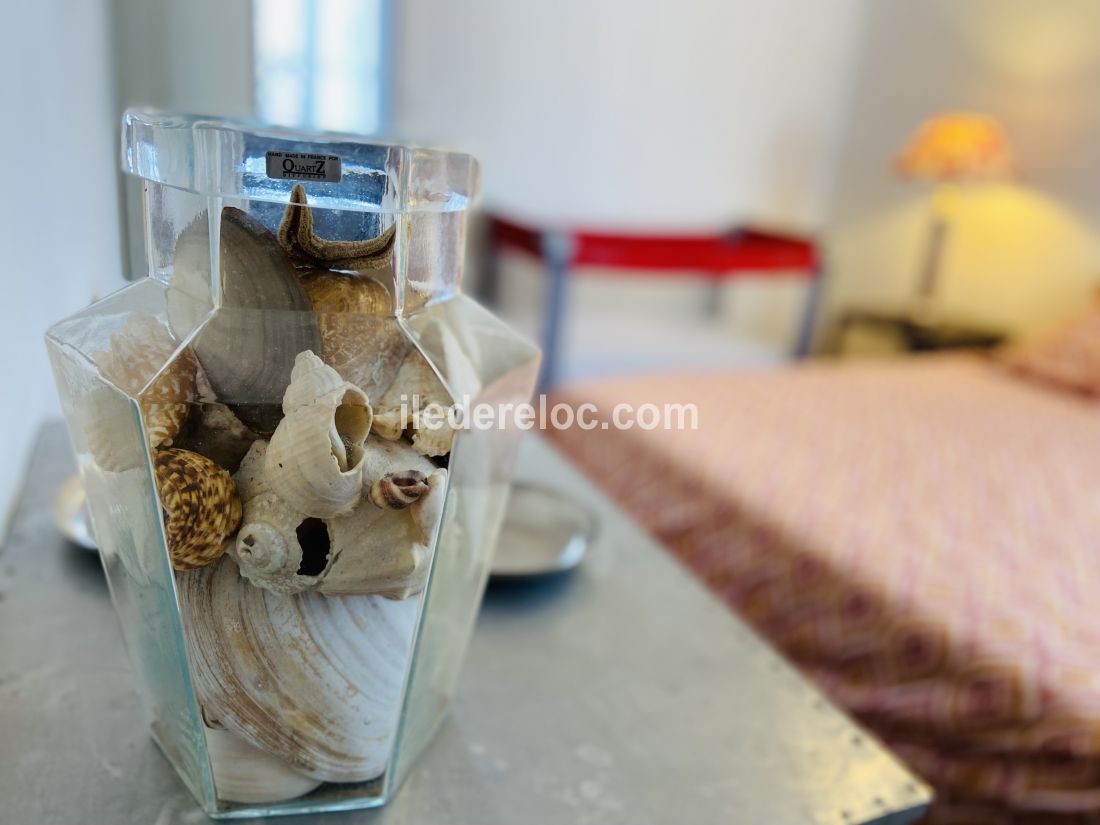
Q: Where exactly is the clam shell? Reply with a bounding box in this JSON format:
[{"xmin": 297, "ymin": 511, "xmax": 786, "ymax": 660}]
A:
[
  {"xmin": 301, "ymin": 269, "xmax": 409, "ymax": 401},
  {"xmin": 167, "ymin": 208, "xmax": 321, "ymax": 434},
  {"xmin": 204, "ymin": 725, "xmax": 322, "ymax": 804},
  {"xmin": 177, "ymin": 557, "xmax": 419, "ymax": 783},
  {"xmin": 92, "ymin": 312, "xmax": 197, "ymax": 451},
  {"xmin": 266, "ymin": 352, "xmax": 372, "ymax": 518},
  {"xmin": 154, "ymin": 448, "xmax": 242, "ymax": 571},
  {"xmin": 372, "ymin": 349, "xmax": 457, "ymax": 457}
]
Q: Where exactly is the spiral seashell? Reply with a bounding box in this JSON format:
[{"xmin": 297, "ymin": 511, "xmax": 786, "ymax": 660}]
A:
[
  {"xmin": 154, "ymin": 448, "xmax": 242, "ymax": 571},
  {"xmin": 300, "ymin": 269, "xmax": 409, "ymax": 401},
  {"xmin": 177, "ymin": 557, "xmax": 419, "ymax": 783},
  {"xmin": 232, "ymin": 490, "xmax": 333, "ymax": 596},
  {"xmin": 368, "ymin": 471, "xmax": 430, "ymax": 510},
  {"xmin": 265, "ymin": 351, "xmax": 372, "ymax": 518},
  {"xmin": 233, "ymin": 493, "xmax": 321, "ymax": 594},
  {"xmin": 232, "ymin": 439, "xmax": 271, "ymax": 503},
  {"xmin": 233, "ymin": 440, "xmax": 328, "ymax": 596},
  {"xmin": 371, "ymin": 349, "xmax": 457, "ymax": 457},
  {"xmin": 203, "ymin": 724, "xmax": 322, "ymax": 804},
  {"xmin": 91, "ymin": 312, "xmax": 197, "ymax": 452}
]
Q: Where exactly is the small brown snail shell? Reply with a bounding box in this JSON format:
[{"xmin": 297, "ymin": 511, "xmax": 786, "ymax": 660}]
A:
[{"xmin": 368, "ymin": 471, "xmax": 430, "ymax": 510}]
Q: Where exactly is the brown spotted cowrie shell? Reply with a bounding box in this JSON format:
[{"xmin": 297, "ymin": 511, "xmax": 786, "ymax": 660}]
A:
[{"xmin": 154, "ymin": 448, "xmax": 242, "ymax": 571}]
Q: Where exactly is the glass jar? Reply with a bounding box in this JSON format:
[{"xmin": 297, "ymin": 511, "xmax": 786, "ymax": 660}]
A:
[{"xmin": 45, "ymin": 111, "xmax": 540, "ymax": 818}]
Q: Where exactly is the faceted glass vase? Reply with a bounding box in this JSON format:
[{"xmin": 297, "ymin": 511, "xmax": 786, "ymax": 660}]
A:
[{"xmin": 45, "ymin": 111, "xmax": 540, "ymax": 818}]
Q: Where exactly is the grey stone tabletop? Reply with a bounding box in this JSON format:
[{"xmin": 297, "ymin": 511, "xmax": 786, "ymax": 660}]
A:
[{"xmin": 0, "ymin": 422, "xmax": 931, "ymax": 825}]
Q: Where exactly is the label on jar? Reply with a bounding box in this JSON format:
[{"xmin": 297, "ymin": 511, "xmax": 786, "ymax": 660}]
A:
[{"xmin": 265, "ymin": 151, "xmax": 342, "ymax": 182}]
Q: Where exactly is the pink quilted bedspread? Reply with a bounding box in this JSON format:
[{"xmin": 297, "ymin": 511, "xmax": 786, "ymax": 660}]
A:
[{"xmin": 545, "ymin": 354, "xmax": 1100, "ymax": 825}]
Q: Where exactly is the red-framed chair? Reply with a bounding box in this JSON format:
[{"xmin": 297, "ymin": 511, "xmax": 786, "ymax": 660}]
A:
[{"xmin": 484, "ymin": 215, "xmax": 823, "ymax": 388}]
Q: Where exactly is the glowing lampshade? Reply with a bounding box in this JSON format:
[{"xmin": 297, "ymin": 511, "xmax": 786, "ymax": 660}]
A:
[{"xmin": 895, "ymin": 113, "xmax": 1013, "ymax": 181}]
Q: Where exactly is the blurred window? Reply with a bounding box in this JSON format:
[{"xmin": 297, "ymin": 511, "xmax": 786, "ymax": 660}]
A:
[{"xmin": 254, "ymin": 0, "xmax": 387, "ymax": 133}]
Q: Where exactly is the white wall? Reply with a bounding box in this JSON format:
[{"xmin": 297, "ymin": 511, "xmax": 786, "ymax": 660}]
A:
[
  {"xmin": 0, "ymin": 0, "xmax": 257, "ymax": 533},
  {"xmin": 113, "ymin": 0, "xmax": 256, "ymax": 280},
  {"xmin": 825, "ymin": 0, "xmax": 1100, "ymax": 339},
  {"xmin": 0, "ymin": 0, "xmax": 123, "ymax": 532},
  {"xmin": 392, "ymin": 0, "xmax": 863, "ymax": 231},
  {"xmin": 113, "ymin": 0, "xmax": 255, "ymax": 115}
]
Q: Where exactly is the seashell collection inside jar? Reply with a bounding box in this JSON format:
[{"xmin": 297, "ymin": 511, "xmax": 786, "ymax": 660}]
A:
[{"xmin": 89, "ymin": 187, "xmax": 462, "ymax": 806}]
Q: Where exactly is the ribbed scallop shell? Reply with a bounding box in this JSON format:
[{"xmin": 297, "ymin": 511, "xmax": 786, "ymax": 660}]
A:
[
  {"xmin": 177, "ymin": 557, "xmax": 419, "ymax": 783},
  {"xmin": 265, "ymin": 351, "xmax": 372, "ymax": 518},
  {"xmin": 154, "ymin": 448, "xmax": 242, "ymax": 571},
  {"xmin": 92, "ymin": 312, "xmax": 197, "ymax": 450},
  {"xmin": 300, "ymin": 269, "xmax": 408, "ymax": 401}
]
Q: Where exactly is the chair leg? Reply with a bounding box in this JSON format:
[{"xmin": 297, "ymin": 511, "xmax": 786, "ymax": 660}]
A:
[
  {"xmin": 538, "ymin": 231, "xmax": 574, "ymax": 391},
  {"xmin": 795, "ymin": 263, "xmax": 824, "ymax": 358}
]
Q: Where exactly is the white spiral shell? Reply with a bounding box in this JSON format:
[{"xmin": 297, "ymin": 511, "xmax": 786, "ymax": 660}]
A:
[{"xmin": 265, "ymin": 351, "xmax": 372, "ymax": 517}]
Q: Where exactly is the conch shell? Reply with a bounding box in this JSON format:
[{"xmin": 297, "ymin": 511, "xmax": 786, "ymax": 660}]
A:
[
  {"xmin": 177, "ymin": 557, "xmax": 419, "ymax": 783},
  {"xmin": 323, "ymin": 438, "xmax": 446, "ymax": 599},
  {"xmin": 301, "ymin": 269, "xmax": 408, "ymax": 401},
  {"xmin": 167, "ymin": 207, "xmax": 321, "ymax": 434},
  {"xmin": 265, "ymin": 351, "xmax": 372, "ymax": 518},
  {"xmin": 232, "ymin": 441, "xmax": 326, "ymax": 596},
  {"xmin": 323, "ymin": 464, "xmax": 446, "ymax": 599},
  {"xmin": 204, "ymin": 724, "xmax": 322, "ymax": 804},
  {"xmin": 154, "ymin": 448, "xmax": 242, "ymax": 571},
  {"xmin": 92, "ymin": 312, "xmax": 197, "ymax": 451},
  {"xmin": 372, "ymin": 349, "xmax": 457, "ymax": 457},
  {"xmin": 232, "ymin": 438, "xmax": 446, "ymax": 599}
]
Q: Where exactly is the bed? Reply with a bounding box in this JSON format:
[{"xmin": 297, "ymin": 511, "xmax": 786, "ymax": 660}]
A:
[{"xmin": 544, "ymin": 333, "xmax": 1100, "ymax": 824}]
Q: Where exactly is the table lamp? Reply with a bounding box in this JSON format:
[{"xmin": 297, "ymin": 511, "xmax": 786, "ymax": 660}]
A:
[{"xmin": 895, "ymin": 113, "xmax": 1013, "ymax": 314}]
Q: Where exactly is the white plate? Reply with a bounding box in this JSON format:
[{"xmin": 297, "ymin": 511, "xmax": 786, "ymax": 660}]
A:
[
  {"xmin": 52, "ymin": 473, "xmax": 97, "ymax": 551},
  {"xmin": 490, "ymin": 483, "xmax": 596, "ymax": 578}
]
